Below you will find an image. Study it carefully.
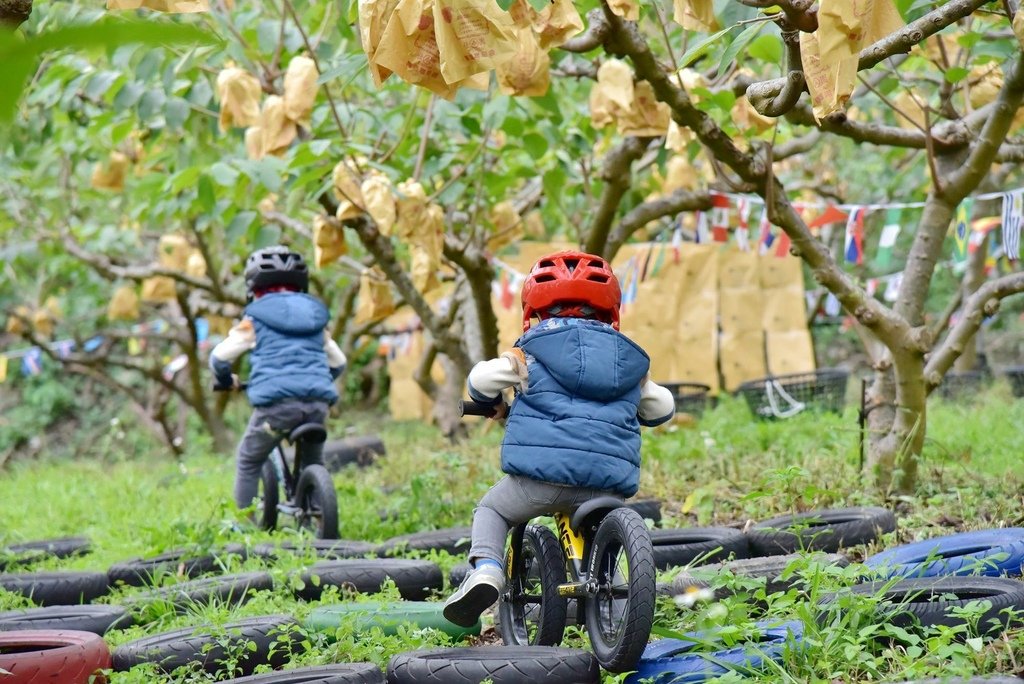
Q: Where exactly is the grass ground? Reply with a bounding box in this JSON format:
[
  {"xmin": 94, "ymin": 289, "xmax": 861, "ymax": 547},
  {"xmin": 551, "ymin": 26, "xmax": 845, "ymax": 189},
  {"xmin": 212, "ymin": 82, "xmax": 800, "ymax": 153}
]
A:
[{"xmin": 2, "ymin": 385, "xmax": 1024, "ymax": 682}]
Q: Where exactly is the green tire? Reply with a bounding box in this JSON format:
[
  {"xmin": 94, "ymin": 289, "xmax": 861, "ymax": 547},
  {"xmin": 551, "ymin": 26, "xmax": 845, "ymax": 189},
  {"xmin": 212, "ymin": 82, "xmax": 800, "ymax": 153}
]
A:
[{"xmin": 305, "ymin": 601, "xmax": 480, "ymax": 640}]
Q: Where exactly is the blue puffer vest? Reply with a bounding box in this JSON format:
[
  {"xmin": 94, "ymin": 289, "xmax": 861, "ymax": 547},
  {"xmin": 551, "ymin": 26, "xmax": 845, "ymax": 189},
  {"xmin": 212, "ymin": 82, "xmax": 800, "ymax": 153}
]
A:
[
  {"xmin": 245, "ymin": 292, "xmax": 339, "ymax": 407},
  {"xmin": 500, "ymin": 318, "xmax": 650, "ymax": 497}
]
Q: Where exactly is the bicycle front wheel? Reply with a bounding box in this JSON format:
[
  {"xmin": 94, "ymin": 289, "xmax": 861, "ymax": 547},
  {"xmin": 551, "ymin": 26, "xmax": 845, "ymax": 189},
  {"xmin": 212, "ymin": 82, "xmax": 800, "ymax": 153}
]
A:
[
  {"xmin": 295, "ymin": 464, "xmax": 339, "ymax": 539},
  {"xmin": 583, "ymin": 507, "xmax": 655, "ymax": 673},
  {"xmin": 499, "ymin": 524, "xmax": 567, "ymax": 646}
]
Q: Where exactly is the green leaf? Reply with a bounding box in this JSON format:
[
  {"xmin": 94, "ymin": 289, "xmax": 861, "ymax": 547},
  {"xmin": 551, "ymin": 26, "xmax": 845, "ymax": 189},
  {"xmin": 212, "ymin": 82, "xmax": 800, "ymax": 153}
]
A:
[
  {"xmin": 747, "ymin": 33, "xmax": 782, "ymax": 63},
  {"xmin": 210, "ymin": 162, "xmax": 240, "ymax": 187},
  {"xmin": 483, "ymin": 95, "xmax": 510, "ymax": 128},
  {"xmin": 170, "ymin": 167, "xmax": 203, "ymax": 192},
  {"xmin": 197, "ymin": 174, "xmax": 216, "ymax": 212},
  {"xmin": 252, "ymin": 223, "xmax": 281, "ymax": 248},
  {"xmin": 84, "ymin": 70, "xmax": 120, "ymax": 101},
  {"xmin": 165, "ymin": 97, "xmax": 190, "ymax": 129},
  {"xmin": 256, "ymin": 19, "xmax": 280, "ymax": 54},
  {"xmin": 944, "ymin": 66, "xmax": 969, "ymax": 84},
  {"xmin": 718, "ymin": 22, "xmax": 765, "ymax": 76},
  {"xmin": 495, "ymin": 0, "xmax": 515, "ymax": 10},
  {"xmin": 113, "ymin": 81, "xmax": 145, "ymax": 110},
  {"xmin": 138, "ymin": 88, "xmax": 167, "ymax": 121},
  {"xmin": 522, "ymin": 133, "xmax": 547, "ymax": 160},
  {"xmin": 678, "ymin": 26, "xmax": 734, "ymax": 69},
  {"xmin": 227, "ymin": 211, "xmax": 257, "ymax": 243},
  {"xmin": 526, "ymin": 0, "xmax": 548, "ymax": 10}
]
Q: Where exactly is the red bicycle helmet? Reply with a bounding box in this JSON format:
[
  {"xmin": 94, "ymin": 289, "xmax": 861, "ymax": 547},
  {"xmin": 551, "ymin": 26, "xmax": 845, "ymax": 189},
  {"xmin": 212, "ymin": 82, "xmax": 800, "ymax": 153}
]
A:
[{"xmin": 521, "ymin": 250, "xmax": 621, "ymax": 331}]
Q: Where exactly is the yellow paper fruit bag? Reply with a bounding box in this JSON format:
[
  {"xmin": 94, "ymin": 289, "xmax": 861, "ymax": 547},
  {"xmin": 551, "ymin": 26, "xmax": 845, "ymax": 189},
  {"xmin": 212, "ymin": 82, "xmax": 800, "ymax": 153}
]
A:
[
  {"xmin": 497, "ymin": 28, "xmax": 551, "ymax": 97},
  {"xmin": 411, "ymin": 244, "xmax": 441, "ymax": 293},
  {"xmin": 186, "ymin": 251, "xmax": 207, "ymax": 278},
  {"xmin": 360, "ymin": 0, "xmax": 404, "ymax": 86},
  {"xmin": 362, "ymin": 172, "xmax": 398, "ymax": 235},
  {"xmin": 432, "ymin": 0, "xmax": 519, "ymax": 85},
  {"xmin": 488, "ymin": 200, "xmax": 522, "ymax": 252},
  {"xmin": 107, "ymin": 0, "xmax": 210, "ymax": 11},
  {"xmin": 141, "ymin": 276, "xmax": 177, "ymax": 303},
  {"xmin": 532, "ymin": 0, "xmax": 583, "ymax": 49},
  {"xmin": 607, "ymin": 0, "xmax": 638, "ymax": 21},
  {"xmin": 355, "ymin": 267, "xmax": 396, "ymax": 323},
  {"xmin": 673, "ymin": 0, "xmax": 716, "ymax": 31},
  {"xmin": 5, "ymin": 306, "xmax": 30, "ymax": 334},
  {"xmin": 216, "ymin": 64, "xmax": 262, "ymax": 132},
  {"xmin": 313, "ymin": 215, "xmax": 348, "ymax": 268},
  {"xmin": 108, "ymin": 286, "xmax": 140, "ymax": 321},
  {"xmin": 91, "ymin": 152, "xmax": 129, "ymax": 191},
  {"xmin": 259, "ymin": 96, "xmax": 298, "ymax": 157},
  {"xmin": 283, "ymin": 55, "xmax": 319, "ymax": 125}
]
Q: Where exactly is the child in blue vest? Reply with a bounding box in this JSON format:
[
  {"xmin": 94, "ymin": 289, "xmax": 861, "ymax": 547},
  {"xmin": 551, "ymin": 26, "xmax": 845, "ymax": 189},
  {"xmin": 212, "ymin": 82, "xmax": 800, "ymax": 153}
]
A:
[
  {"xmin": 209, "ymin": 246, "xmax": 346, "ymax": 514},
  {"xmin": 443, "ymin": 250, "xmax": 675, "ymax": 628}
]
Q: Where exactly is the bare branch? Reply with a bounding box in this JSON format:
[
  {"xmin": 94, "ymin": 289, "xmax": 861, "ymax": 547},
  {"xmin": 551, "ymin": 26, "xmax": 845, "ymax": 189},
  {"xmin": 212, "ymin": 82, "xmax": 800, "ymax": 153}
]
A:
[
  {"xmin": 605, "ymin": 189, "xmax": 712, "ymax": 260},
  {"xmin": 735, "ymin": 0, "xmax": 817, "ymax": 32},
  {"xmin": 584, "ymin": 136, "xmax": 652, "ymax": 257},
  {"xmin": 746, "ymin": 28, "xmax": 806, "ymax": 116},
  {"xmin": 772, "ymin": 130, "xmax": 821, "ymax": 159},
  {"xmin": 560, "ymin": 9, "xmax": 609, "ymax": 53},
  {"xmin": 745, "ymin": 0, "xmax": 989, "ymax": 116},
  {"xmin": 925, "ymin": 272, "xmax": 1024, "ymax": 384}
]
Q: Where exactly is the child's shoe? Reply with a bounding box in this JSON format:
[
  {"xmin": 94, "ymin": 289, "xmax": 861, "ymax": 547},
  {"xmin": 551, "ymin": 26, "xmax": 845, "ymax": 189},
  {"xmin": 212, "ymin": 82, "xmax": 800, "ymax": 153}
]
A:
[{"xmin": 443, "ymin": 561, "xmax": 505, "ymax": 628}]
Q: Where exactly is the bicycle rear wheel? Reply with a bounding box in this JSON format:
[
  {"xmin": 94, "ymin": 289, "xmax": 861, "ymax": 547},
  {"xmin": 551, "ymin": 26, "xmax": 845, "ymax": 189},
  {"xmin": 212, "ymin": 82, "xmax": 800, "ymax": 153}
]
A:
[
  {"xmin": 295, "ymin": 464, "xmax": 339, "ymax": 539},
  {"xmin": 259, "ymin": 457, "xmax": 279, "ymax": 532},
  {"xmin": 583, "ymin": 507, "xmax": 655, "ymax": 673},
  {"xmin": 499, "ymin": 524, "xmax": 567, "ymax": 646}
]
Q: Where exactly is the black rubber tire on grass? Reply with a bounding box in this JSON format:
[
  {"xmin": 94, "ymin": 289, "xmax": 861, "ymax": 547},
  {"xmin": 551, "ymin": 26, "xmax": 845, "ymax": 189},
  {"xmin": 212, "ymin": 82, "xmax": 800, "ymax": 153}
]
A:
[
  {"xmin": 0, "ymin": 536, "xmax": 92, "ymax": 570},
  {"xmin": 818, "ymin": 576, "xmax": 1024, "ymax": 635},
  {"xmin": 321, "ymin": 435, "xmax": 386, "ymax": 471},
  {"xmin": 386, "ymin": 646, "xmax": 600, "ymax": 683},
  {"xmin": 584, "ymin": 507, "xmax": 656, "ymax": 673},
  {"xmin": 124, "ymin": 571, "xmax": 273, "ymax": 612},
  {"xmin": 108, "ymin": 549, "xmax": 224, "ymax": 588},
  {"xmin": 659, "ymin": 552, "xmax": 850, "ymax": 598},
  {"xmin": 112, "ymin": 614, "xmax": 305, "ymax": 675},
  {"xmin": 294, "ymin": 559, "xmax": 444, "ymax": 601},
  {"xmin": 296, "ymin": 464, "xmax": 340, "ymax": 540},
  {"xmin": 649, "ymin": 527, "xmax": 751, "ymax": 570},
  {"xmin": 448, "ymin": 562, "xmax": 472, "ymax": 588},
  {"xmin": 624, "ymin": 499, "xmax": 662, "ymax": 527},
  {"xmin": 378, "ymin": 527, "xmax": 473, "ymax": 557},
  {"xmin": 0, "ymin": 571, "xmax": 110, "ymax": 606},
  {"xmin": 253, "ymin": 540, "xmax": 379, "ymax": 561},
  {"xmin": 0, "ymin": 629, "xmax": 112, "ymax": 683},
  {"xmin": 0, "ymin": 604, "xmax": 131, "ymax": 634},
  {"xmin": 499, "ymin": 524, "xmax": 568, "ymax": 647},
  {"xmin": 747, "ymin": 507, "xmax": 896, "ymax": 556},
  {"xmin": 221, "ymin": 663, "xmax": 386, "ymax": 683}
]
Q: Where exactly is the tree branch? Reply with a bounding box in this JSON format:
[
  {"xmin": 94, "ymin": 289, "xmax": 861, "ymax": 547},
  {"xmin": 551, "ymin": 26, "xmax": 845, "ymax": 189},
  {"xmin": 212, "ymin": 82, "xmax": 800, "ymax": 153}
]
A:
[
  {"xmin": 735, "ymin": 0, "xmax": 817, "ymax": 32},
  {"xmin": 604, "ymin": 189, "xmax": 712, "ymax": 260},
  {"xmin": 745, "ymin": 0, "xmax": 989, "ymax": 116},
  {"xmin": 746, "ymin": 27, "xmax": 806, "ymax": 116},
  {"xmin": 924, "ymin": 272, "xmax": 1024, "ymax": 385},
  {"xmin": 560, "ymin": 9, "xmax": 609, "ymax": 53},
  {"xmin": 584, "ymin": 136, "xmax": 652, "ymax": 257}
]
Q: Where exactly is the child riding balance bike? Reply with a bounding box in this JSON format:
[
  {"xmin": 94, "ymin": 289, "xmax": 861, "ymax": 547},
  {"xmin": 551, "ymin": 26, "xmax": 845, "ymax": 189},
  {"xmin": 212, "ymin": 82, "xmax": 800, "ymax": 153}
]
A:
[{"xmin": 444, "ymin": 250, "xmax": 675, "ymax": 671}]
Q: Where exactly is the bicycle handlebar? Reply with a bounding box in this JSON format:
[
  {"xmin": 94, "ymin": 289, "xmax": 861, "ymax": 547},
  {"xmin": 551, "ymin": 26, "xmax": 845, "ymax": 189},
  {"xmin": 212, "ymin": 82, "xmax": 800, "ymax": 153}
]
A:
[
  {"xmin": 212, "ymin": 382, "xmax": 248, "ymax": 392},
  {"xmin": 459, "ymin": 400, "xmax": 505, "ymax": 418}
]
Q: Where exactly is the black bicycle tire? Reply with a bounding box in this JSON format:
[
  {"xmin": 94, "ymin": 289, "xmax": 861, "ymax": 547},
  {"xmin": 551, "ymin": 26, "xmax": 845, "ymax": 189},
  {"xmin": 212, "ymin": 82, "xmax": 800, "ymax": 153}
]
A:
[
  {"xmin": 583, "ymin": 507, "xmax": 656, "ymax": 673},
  {"xmin": 112, "ymin": 614, "xmax": 305, "ymax": 675},
  {"xmin": 294, "ymin": 559, "xmax": 444, "ymax": 601},
  {"xmin": 819, "ymin": 576, "xmax": 1024, "ymax": 635},
  {"xmin": 386, "ymin": 646, "xmax": 600, "ymax": 683},
  {"xmin": 261, "ymin": 457, "xmax": 280, "ymax": 532},
  {"xmin": 0, "ymin": 536, "xmax": 92, "ymax": 570},
  {"xmin": 0, "ymin": 571, "xmax": 110, "ymax": 606},
  {"xmin": 378, "ymin": 527, "xmax": 473, "ymax": 557},
  {"xmin": 125, "ymin": 571, "xmax": 273, "ymax": 613},
  {"xmin": 0, "ymin": 604, "xmax": 131, "ymax": 634},
  {"xmin": 296, "ymin": 464, "xmax": 340, "ymax": 540},
  {"xmin": 747, "ymin": 507, "xmax": 896, "ymax": 556},
  {"xmin": 649, "ymin": 527, "xmax": 751, "ymax": 569},
  {"xmin": 221, "ymin": 663, "xmax": 385, "ymax": 683},
  {"xmin": 499, "ymin": 524, "xmax": 567, "ymax": 647}
]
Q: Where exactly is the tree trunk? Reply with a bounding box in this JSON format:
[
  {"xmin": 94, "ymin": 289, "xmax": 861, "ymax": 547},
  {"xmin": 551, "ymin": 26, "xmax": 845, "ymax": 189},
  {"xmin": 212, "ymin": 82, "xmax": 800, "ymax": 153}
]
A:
[
  {"xmin": 0, "ymin": 0, "xmax": 31, "ymax": 28},
  {"xmin": 866, "ymin": 350, "xmax": 926, "ymax": 494}
]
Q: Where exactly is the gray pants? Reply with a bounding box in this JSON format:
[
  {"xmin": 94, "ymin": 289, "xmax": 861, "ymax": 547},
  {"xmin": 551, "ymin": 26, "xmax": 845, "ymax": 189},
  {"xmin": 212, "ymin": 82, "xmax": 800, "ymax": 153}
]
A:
[
  {"xmin": 234, "ymin": 399, "xmax": 329, "ymax": 510},
  {"xmin": 468, "ymin": 475, "xmax": 621, "ymax": 566}
]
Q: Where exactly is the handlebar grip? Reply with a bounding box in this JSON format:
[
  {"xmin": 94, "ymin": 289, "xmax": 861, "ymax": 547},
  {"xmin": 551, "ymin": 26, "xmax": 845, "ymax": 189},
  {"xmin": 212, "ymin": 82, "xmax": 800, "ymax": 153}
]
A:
[
  {"xmin": 459, "ymin": 400, "xmax": 500, "ymax": 417},
  {"xmin": 212, "ymin": 382, "xmax": 248, "ymax": 392}
]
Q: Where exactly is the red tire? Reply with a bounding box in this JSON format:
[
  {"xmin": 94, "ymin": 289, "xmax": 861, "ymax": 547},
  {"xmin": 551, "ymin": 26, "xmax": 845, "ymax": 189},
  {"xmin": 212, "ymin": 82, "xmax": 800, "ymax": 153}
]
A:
[{"xmin": 0, "ymin": 629, "xmax": 111, "ymax": 683}]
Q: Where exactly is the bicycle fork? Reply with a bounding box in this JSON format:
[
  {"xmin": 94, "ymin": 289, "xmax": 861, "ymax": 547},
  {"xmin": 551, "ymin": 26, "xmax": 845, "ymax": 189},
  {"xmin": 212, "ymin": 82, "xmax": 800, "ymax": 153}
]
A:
[{"xmin": 554, "ymin": 512, "xmax": 595, "ymax": 599}]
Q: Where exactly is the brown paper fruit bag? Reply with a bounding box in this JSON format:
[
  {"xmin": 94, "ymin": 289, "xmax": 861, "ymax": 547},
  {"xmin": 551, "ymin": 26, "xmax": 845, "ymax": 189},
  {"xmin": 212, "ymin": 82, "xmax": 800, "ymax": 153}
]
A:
[
  {"xmin": 497, "ymin": 28, "xmax": 550, "ymax": 97},
  {"xmin": 158, "ymin": 234, "xmax": 191, "ymax": 271},
  {"xmin": 532, "ymin": 0, "xmax": 583, "ymax": 49},
  {"xmin": 361, "ymin": 172, "xmax": 398, "ymax": 235},
  {"xmin": 433, "ymin": 0, "xmax": 519, "ymax": 85},
  {"xmin": 259, "ymin": 96, "xmax": 298, "ymax": 157},
  {"xmin": 313, "ymin": 215, "xmax": 348, "ymax": 269},
  {"xmin": 91, "ymin": 152, "xmax": 130, "ymax": 191},
  {"xmin": 607, "ymin": 0, "xmax": 638, "ymax": 21},
  {"xmin": 673, "ymin": 0, "xmax": 716, "ymax": 31},
  {"xmin": 360, "ymin": 0, "xmax": 403, "ymax": 86},
  {"xmin": 141, "ymin": 276, "xmax": 177, "ymax": 303},
  {"xmin": 411, "ymin": 244, "xmax": 442, "ymax": 293}
]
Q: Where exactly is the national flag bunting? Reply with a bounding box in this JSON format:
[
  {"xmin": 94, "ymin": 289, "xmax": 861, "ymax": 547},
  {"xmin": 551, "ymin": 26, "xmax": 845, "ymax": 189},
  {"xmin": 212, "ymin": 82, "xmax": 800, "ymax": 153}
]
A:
[
  {"xmin": 1002, "ymin": 190, "xmax": 1023, "ymax": 260},
  {"xmin": 953, "ymin": 198, "xmax": 973, "ymax": 262},
  {"xmin": 844, "ymin": 206, "xmax": 867, "ymax": 265}
]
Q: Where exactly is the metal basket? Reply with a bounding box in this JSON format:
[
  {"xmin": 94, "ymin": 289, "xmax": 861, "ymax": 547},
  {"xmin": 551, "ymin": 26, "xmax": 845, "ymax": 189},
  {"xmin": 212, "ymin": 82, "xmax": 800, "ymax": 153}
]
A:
[
  {"xmin": 936, "ymin": 369, "xmax": 990, "ymax": 401},
  {"xmin": 660, "ymin": 382, "xmax": 712, "ymax": 417},
  {"xmin": 1005, "ymin": 366, "xmax": 1024, "ymax": 398},
  {"xmin": 736, "ymin": 369, "xmax": 849, "ymax": 420}
]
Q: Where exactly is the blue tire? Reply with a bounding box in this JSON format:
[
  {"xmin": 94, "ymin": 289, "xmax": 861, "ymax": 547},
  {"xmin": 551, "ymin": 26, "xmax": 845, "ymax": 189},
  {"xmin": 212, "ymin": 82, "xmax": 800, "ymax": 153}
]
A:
[
  {"xmin": 865, "ymin": 528, "xmax": 1024, "ymax": 579},
  {"xmin": 625, "ymin": 621, "xmax": 802, "ymax": 683}
]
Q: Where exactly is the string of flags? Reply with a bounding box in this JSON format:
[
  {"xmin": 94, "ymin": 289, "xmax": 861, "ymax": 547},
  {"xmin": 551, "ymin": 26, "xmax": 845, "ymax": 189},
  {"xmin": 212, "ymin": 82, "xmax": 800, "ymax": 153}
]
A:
[{"xmin": 0, "ymin": 318, "xmax": 220, "ymax": 383}]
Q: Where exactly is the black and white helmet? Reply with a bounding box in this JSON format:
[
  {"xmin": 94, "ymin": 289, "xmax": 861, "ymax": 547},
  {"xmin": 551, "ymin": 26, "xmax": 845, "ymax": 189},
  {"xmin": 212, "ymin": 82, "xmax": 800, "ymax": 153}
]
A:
[{"xmin": 243, "ymin": 245, "xmax": 308, "ymax": 300}]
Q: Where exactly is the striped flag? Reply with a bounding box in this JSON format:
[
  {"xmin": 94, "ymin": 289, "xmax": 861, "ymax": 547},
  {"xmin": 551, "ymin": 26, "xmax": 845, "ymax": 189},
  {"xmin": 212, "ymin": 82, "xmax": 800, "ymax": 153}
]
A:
[
  {"xmin": 735, "ymin": 197, "xmax": 751, "ymax": 251},
  {"xmin": 1002, "ymin": 190, "xmax": 1023, "ymax": 260},
  {"xmin": 844, "ymin": 206, "xmax": 867, "ymax": 265},
  {"xmin": 758, "ymin": 207, "xmax": 774, "ymax": 254},
  {"xmin": 953, "ymin": 198, "xmax": 973, "ymax": 262}
]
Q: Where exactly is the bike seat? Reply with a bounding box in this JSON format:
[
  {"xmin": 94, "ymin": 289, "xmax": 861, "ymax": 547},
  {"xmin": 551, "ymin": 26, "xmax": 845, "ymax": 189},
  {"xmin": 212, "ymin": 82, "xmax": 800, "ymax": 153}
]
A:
[
  {"xmin": 570, "ymin": 496, "xmax": 625, "ymax": 534},
  {"xmin": 288, "ymin": 422, "xmax": 327, "ymax": 444}
]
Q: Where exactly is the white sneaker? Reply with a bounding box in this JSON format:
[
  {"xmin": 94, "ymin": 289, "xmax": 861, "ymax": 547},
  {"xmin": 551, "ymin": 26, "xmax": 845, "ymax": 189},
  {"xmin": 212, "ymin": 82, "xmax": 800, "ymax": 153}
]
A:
[{"xmin": 443, "ymin": 563, "xmax": 505, "ymax": 628}]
